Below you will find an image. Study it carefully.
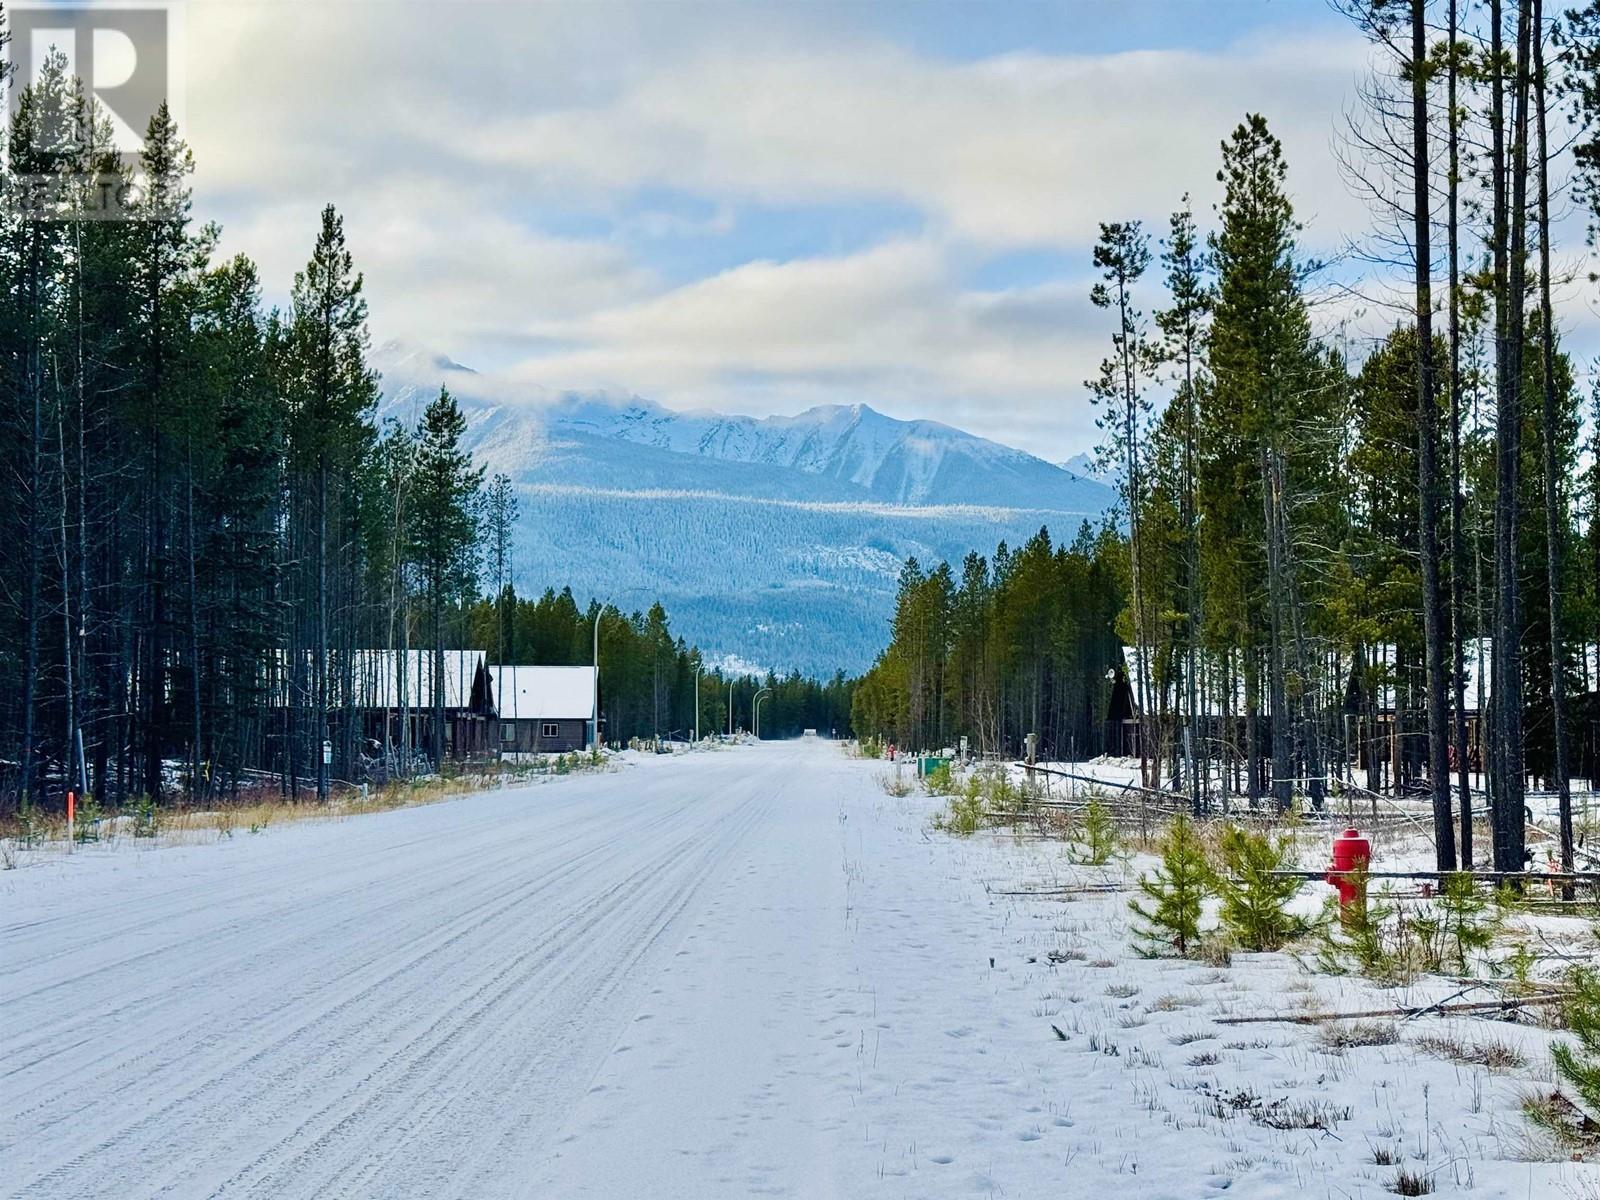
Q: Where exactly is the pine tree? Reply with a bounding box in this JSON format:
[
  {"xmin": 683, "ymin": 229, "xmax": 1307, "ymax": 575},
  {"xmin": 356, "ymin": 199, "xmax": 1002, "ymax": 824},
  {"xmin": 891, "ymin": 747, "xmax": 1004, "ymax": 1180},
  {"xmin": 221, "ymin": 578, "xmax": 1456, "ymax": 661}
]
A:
[
  {"xmin": 1399, "ymin": 0, "xmax": 1458, "ymax": 871},
  {"xmin": 1553, "ymin": 967, "xmax": 1600, "ymax": 1115},
  {"xmin": 410, "ymin": 387, "xmax": 483, "ymax": 766},
  {"xmin": 1154, "ymin": 198, "xmax": 1211, "ymax": 813},
  {"xmin": 285, "ymin": 206, "xmax": 376, "ymax": 798},
  {"xmin": 191, "ymin": 255, "xmax": 281, "ymax": 795},
  {"xmin": 1129, "ymin": 812, "xmax": 1213, "ymax": 955},
  {"xmin": 1087, "ymin": 221, "xmax": 1156, "ymax": 786},
  {"xmin": 1205, "ymin": 115, "xmax": 1320, "ymax": 812},
  {"xmin": 1443, "ymin": 0, "xmax": 1475, "ymax": 864},
  {"xmin": 1559, "ymin": 1, "xmax": 1600, "ymax": 254},
  {"xmin": 130, "ymin": 101, "xmax": 212, "ymax": 801},
  {"xmin": 1215, "ymin": 825, "xmax": 1305, "ymax": 951},
  {"xmin": 1075, "ymin": 796, "xmax": 1121, "ymax": 865},
  {"xmin": 484, "ymin": 471, "xmax": 517, "ymax": 726}
]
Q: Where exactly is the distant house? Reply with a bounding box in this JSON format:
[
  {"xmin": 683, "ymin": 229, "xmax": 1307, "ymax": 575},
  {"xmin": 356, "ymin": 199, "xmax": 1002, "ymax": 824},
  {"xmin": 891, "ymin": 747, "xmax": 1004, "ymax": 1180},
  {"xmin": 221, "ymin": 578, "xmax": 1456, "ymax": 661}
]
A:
[
  {"xmin": 1118, "ymin": 640, "xmax": 1600, "ymax": 791},
  {"xmin": 268, "ymin": 648, "xmax": 497, "ymax": 763},
  {"xmin": 490, "ymin": 665, "xmax": 596, "ymax": 755},
  {"xmin": 348, "ymin": 649, "xmax": 496, "ymax": 758}
]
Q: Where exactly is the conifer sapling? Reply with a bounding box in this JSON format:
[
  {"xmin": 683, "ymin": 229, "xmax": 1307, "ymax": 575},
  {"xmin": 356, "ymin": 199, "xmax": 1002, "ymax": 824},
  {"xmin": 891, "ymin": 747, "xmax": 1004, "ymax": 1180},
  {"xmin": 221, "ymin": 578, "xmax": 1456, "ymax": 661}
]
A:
[
  {"xmin": 1129, "ymin": 812, "xmax": 1213, "ymax": 956},
  {"xmin": 1216, "ymin": 825, "xmax": 1306, "ymax": 952}
]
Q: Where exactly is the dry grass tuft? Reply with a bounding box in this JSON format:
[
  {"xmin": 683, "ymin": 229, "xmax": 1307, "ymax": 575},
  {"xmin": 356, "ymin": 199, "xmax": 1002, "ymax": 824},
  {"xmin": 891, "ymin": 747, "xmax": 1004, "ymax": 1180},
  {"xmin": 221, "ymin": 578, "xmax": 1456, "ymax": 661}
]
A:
[
  {"xmin": 879, "ymin": 770, "xmax": 914, "ymax": 798},
  {"xmin": 1412, "ymin": 1032, "xmax": 1527, "ymax": 1071},
  {"xmin": 1150, "ymin": 992, "xmax": 1204, "ymax": 1012},
  {"xmin": 1388, "ymin": 1167, "xmax": 1433, "ymax": 1195},
  {"xmin": 1319, "ymin": 1021, "xmax": 1399, "ymax": 1051},
  {"xmin": 0, "ymin": 757, "xmax": 606, "ymax": 856},
  {"xmin": 1520, "ymin": 1088, "xmax": 1600, "ymax": 1158}
]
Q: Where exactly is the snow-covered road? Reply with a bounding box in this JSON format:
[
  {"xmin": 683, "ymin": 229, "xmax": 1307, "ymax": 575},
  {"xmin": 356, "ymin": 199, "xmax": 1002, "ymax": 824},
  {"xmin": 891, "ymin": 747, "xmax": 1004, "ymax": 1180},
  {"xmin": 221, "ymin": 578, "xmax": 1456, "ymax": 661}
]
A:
[
  {"xmin": 3, "ymin": 744, "xmax": 829, "ymax": 1198},
  {"xmin": 4, "ymin": 741, "xmax": 1591, "ymax": 1198}
]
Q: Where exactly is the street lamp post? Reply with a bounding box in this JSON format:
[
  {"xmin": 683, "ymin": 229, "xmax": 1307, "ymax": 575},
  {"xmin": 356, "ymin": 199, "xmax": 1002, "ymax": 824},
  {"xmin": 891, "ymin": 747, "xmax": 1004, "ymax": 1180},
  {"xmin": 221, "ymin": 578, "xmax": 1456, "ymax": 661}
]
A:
[
  {"xmin": 695, "ymin": 668, "xmax": 710, "ymax": 743},
  {"xmin": 753, "ymin": 687, "xmax": 773, "ymax": 740},
  {"xmin": 591, "ymin": 605, "xmax": 604, "ymax": 751}
]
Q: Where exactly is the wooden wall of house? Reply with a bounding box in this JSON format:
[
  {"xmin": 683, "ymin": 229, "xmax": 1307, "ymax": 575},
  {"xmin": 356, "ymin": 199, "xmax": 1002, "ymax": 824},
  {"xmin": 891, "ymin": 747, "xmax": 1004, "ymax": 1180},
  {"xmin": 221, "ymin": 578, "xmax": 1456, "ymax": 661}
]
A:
[{"xmin": 496, "ymin": 718, "xmax": 588, "ymax": 755}]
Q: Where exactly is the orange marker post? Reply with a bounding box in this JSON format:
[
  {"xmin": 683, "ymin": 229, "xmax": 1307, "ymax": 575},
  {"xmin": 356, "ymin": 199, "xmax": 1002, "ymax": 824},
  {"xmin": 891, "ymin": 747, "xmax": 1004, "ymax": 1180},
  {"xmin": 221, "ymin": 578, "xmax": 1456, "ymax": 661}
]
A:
[{"xmin": 66, "ymin": 790, "xmax": 75, "ymax": 853}]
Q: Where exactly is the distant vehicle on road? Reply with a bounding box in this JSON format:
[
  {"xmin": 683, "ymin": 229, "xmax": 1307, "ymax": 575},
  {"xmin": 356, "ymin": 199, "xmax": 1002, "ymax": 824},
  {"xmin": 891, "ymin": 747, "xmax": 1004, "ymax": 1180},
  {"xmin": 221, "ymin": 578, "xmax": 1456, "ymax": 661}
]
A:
[{"xmin": 803, "ymin": 728, "xmax": 818, "ymax": 739}]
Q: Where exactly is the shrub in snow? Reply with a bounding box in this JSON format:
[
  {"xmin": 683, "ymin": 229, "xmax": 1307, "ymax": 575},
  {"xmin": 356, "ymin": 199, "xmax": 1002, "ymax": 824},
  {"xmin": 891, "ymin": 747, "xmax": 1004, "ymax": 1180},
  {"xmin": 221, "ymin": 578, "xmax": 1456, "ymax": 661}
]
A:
[
  {"xmin": 1553, "ymin": 967, "xmax": 1600, "ymax": 1122},
  {"xmin": 1215, "ymin": 825, "xmax": 1305, "ymax": 951},
  {"xmin": 1129, "ymin": 812, "xmax": 1213, "ymax": 956},
  {"xmin": 1073, "ymin": 796, "xmax": 1120, "ymax": 865},
  {"xmin": 922, "ymin": 762, "xmax": 955, "ymax": 797},
  {"xmin": 75, "ymin": 793, "xmax": 103, "ymax": 843},
  {"xmin": 880, "ymin": 770, "xmax": 913, "ymax": 798},
  {"xmin": 936, "ymin": 776, "xmax": 985, "ymax": 836},
  {"xmin": 1312, "ymin": 882, "xmax": 1400, "ymax": 981},
  {"xmin": 1406, "ymin": 872, "xmax": 1504, "ymax": 975},
  {"xmin": 132, "ymin": 795, "xmax": 160, "ymax": 839},
  {"xmin": 1316, "ymin": 873, "xmax": 1506, "ymax": 983}
]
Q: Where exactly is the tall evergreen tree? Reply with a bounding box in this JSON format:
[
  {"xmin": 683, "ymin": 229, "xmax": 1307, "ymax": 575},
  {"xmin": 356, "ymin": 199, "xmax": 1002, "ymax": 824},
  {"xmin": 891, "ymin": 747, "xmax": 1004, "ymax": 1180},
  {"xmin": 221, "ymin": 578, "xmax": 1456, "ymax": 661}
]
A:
[
  {"xmin": 1087, "ymin": 221, "xmax": 1156, "ymax": 785},
  {"xmin": 285, "ymin": 206, "xmax": 376, "ymax": 798},
  {"xmin": 1206, "ymin": 115, "xmax": 1318, "ymax": 812},
  {"xmin": 1155, "ymin": 198, "xmax": 1212, "ymax": 810},
  {"xmin": 410, "ymin": 387, "xmax": 483, "ymax": 766}
]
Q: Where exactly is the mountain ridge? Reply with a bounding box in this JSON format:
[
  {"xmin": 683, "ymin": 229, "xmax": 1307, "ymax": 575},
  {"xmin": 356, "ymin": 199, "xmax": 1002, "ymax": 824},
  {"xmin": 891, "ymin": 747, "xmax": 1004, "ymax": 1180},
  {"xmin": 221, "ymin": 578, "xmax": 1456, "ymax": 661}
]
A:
[{"xmin": 373, "ymin": 341, "xmax": 1114, "ymax": 674}]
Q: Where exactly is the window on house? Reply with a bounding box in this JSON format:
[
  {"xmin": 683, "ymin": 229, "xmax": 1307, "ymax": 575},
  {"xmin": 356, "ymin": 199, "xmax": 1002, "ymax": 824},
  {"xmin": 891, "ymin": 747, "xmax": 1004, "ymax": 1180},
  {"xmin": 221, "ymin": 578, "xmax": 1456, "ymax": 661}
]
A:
[
  {"xmin": 542, "ymin": 722, "xmax": 559, "ymax": 738},
  {"xmin": 500, "ymin": 722, "xmax": 517, "ymax": 743}
]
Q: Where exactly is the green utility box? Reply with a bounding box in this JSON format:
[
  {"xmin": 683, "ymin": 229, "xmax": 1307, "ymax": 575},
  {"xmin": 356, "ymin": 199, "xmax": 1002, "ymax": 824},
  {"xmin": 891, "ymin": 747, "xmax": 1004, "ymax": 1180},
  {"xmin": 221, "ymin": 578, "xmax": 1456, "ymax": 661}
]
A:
[{"xmin": 918, "ymin": 756, "xmax": 950, "ymax": 778}]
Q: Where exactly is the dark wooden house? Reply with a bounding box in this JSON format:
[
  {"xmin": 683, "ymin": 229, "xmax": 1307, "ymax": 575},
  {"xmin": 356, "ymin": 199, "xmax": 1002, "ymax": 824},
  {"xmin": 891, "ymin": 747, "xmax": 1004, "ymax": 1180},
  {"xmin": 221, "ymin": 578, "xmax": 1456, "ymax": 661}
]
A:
[{"xmin": 348, "ymin": 649, "xmax": 496, "ymax": 758}]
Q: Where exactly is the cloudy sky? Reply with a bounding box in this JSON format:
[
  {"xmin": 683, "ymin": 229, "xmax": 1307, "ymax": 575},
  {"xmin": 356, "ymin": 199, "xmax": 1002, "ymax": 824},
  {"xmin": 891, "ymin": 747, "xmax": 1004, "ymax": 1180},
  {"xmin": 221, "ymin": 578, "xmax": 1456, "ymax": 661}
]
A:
[{"xmin": 154, "ymin": 0, "xmax": 1595, "ymax": 459}]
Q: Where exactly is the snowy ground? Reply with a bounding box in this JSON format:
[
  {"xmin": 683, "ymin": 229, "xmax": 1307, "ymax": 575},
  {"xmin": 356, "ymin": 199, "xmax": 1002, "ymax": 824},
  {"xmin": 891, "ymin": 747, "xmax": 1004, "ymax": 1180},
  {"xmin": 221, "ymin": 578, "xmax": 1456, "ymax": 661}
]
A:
[{"xmin": 2, "ymin": 741, "xmax": 1596, "ymax": 1198}]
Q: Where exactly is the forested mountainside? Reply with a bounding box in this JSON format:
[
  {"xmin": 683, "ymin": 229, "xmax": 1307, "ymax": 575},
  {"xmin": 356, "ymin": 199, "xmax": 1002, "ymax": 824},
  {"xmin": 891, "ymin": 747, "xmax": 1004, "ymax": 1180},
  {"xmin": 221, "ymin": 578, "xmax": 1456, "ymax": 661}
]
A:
[{"xmin": 374, "ymin": 343, "xmax": 1116, "ymax": 674}]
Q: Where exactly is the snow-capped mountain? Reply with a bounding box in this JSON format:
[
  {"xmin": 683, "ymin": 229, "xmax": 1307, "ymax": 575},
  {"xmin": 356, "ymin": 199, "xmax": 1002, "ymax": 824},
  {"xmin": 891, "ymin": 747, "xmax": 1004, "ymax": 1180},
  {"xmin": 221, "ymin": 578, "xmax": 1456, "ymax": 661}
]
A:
[
  {"xmin": 375, "ymin": 342, "xmax": 1114, "ymax": 675},
  {"xmin": 1059, "ymin": 451, "xmax": 1119, "ymax": 489}
]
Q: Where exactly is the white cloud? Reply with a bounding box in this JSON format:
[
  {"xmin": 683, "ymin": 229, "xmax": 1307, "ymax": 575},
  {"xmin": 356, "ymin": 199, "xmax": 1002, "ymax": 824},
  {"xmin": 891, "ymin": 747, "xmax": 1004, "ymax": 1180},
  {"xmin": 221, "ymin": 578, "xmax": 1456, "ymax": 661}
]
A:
[
  {"xmin": 169, "ymin": 3, "xmax": 1595, "ymax": 461},
  {"xmin": 431, "ymin": 33, "xmax": 1375, "ymax": 249},
  {"xmin": 505, "ymin": 238, "xmax": 1107, "ymax": 453}
]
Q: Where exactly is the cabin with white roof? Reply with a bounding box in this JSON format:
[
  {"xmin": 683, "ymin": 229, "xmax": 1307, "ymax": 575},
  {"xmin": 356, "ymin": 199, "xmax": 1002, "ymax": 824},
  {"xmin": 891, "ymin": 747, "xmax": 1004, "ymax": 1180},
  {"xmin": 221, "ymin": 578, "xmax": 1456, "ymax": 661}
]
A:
[{"xmin": 489, "ymin": 665, "xmax": 596, "ymax": 754}]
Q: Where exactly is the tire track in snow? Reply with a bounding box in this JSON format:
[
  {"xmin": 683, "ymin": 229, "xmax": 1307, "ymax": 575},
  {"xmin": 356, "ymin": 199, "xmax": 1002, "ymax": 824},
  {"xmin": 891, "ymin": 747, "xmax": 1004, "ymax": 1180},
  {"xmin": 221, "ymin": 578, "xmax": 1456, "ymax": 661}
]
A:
[{"xmin": 2, "ymin": 750, "xmax": 788, "ymax": 1199}]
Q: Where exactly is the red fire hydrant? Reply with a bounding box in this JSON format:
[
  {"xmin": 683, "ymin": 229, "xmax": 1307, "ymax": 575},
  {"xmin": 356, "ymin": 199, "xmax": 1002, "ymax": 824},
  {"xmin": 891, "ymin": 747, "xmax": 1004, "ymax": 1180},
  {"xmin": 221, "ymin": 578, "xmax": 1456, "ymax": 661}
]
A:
[{"xmin": 1326, "ymin": 827, "xmax": 1371, "ymax": 913}]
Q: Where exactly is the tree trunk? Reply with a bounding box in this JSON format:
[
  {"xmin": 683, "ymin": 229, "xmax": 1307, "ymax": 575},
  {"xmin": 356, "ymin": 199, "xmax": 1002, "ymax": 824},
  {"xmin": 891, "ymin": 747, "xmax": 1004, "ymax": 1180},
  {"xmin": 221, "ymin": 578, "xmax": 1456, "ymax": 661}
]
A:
[
  {"xmin": 1446, "ymin": 0, "xmax": 1474, "ymax": 866},
  {"xmin": 316, "ymin": 458, "xmax": 329, "ymax": 802},
  {"xmin": 1414, "ymin": 0, "xmax": 1458, "ymax": 870},
  {"xmin": 1533, "ymin": 1, "xmax": 1574, "ymax": 876},
  {"xmin": 432, "ymin": 586, "xmax": 445, "ymax": 767},
  {"xmin": 19, "ymin": 230, "xmax": 43, "ymax": 815},
  {"xmin": 1491, "ymin": 0, "xmax": 1532, "ymax": 872},
  {"xmin": 1261, "ymin": 446, "xmax": 1292, "ymax": 810}
]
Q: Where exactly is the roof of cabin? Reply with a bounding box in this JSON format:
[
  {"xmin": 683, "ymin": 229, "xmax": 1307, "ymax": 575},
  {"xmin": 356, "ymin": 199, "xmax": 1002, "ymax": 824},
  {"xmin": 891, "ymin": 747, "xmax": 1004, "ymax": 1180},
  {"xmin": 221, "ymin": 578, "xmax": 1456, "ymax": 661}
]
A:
[{"xmin": 487, "ymin": 665, "xmax": 596, "ymax": 721}]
